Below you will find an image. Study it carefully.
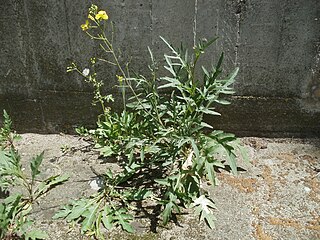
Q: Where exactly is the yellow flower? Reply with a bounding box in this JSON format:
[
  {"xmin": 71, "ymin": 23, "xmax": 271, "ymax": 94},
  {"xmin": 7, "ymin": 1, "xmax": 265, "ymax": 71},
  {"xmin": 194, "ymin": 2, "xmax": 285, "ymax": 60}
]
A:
[
  {"xmin": 95, "ymin": 10, "xmax": 108, "ymax": 21},
  {"xmin": 116, "ymin": 75, "xmax": 124, "ymax": 83},
  {"xmin": 81, "ymin": 20, "xmax": 89, "ymax": 31},
  {"xmin": 88, "ymin": 14, "xmax": 95, "ymax": 21}
]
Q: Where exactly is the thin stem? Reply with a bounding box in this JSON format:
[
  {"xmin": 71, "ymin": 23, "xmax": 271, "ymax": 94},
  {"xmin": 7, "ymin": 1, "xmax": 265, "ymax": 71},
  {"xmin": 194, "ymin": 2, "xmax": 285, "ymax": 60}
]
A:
[
  {"xmin": 99, "ymin": 28, "xmax": 164, "ymax": 126},
  {"xmin": 191, "ymin": 53, "xmax": 200, "ymax": 84},
  {"xmin": 75, "ymin": 68, "xmax": 107, "ymax": 115}
]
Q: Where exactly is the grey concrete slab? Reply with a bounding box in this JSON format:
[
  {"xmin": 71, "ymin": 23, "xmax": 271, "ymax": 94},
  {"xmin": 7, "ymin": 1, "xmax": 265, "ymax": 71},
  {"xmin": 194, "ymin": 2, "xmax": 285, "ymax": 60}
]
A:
[{"xmin": 7, "ymin": 134, "xmax": 319, "ymax": 240}]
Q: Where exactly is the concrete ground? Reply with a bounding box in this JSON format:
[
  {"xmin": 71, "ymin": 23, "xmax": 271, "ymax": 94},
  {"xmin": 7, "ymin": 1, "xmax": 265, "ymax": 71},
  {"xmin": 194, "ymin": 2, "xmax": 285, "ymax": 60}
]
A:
[{"xmin": 9, "ymin": 134, "xmax": 320, "ymax": 240}]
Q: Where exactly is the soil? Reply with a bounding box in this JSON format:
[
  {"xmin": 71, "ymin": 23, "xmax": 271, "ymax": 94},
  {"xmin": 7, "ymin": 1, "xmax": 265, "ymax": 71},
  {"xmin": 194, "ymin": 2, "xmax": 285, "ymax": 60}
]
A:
[{"xmin": 3, "ymin": 134, "xmax": 320, "ymax": 240}]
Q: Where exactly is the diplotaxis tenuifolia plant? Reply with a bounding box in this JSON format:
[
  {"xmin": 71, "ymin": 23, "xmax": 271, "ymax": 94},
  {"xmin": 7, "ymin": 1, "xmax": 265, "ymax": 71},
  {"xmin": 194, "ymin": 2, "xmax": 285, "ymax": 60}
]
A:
[
  {"xmin": 55, "ymin": 4, "xmax": 249, "ymax": 239},
  {"xmin": 0, "ymin": 110, "xmax": 69, "ymax": 239}
]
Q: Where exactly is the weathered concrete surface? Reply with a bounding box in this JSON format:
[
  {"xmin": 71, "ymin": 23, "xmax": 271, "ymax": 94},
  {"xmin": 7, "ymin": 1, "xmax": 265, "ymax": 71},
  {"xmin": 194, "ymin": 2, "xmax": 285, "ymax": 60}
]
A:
[
  {"xmin": 0, "ymin": 0, "xmax": 319, "ymax": 136},
  {"xmin": 10, "ymin": 134, "xmax": 320, "ymax": 239}
]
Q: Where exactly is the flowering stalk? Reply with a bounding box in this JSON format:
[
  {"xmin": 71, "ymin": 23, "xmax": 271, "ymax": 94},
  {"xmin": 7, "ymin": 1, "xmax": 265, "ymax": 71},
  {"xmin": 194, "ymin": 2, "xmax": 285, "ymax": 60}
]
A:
[{"xmin": 78, "ymin": 4, "xmax": 163, "ymax": 125}]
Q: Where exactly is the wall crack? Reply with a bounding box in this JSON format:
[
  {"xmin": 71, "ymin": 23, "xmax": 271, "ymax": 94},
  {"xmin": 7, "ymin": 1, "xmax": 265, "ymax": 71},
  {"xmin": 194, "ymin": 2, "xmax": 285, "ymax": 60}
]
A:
[
  {"xmin": 193, "ymin": 0, "xmax": 198, "ymax": 47},
  {"xmin": 63, "ymin": 0, "xmax": 72, "ymax": 53}
]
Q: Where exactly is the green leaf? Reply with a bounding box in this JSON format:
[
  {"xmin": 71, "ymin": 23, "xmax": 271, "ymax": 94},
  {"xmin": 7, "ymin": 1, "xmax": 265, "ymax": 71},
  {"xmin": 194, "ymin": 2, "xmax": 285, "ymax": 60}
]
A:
[
  {"xmin": 191, "ymin": 195, "xmax": 216, "ymax": 229},
  {"xmin": 212, "ymin": 160, "xmax": 225, "ymax": 168},
  {"xmin": 25, "ymin": 229, "xmax": 48, "ymax": 240},
  {"xmin": 202, "ymin": 209, "xmax": 216, "ymax": 229},
  {"xmin": 185, "ymin": 175, "xmax": 200, "ymax": 196},
  {"xmin": 226, "ymin": 152, "xmax": 237, "ymax": 175},
  {"xmin": 160, "ymin": 36, "xmax": 175, "ymax": 52},
  {"xmin": 128, "ymin": 148, "xmax": 134, "ymax": 166},
  {"xmin": 200, "ymin": 122, "xmax": 213, "ymax": 129},
  {"xmin": 202, "ymin": 37, "xmax": 219, "ymax": 49},
  {"xmin": 227, "ymin": 67, "xmax": 239, "ymax": 83},
  {"xmin": 155, "ymin": 178, "xmax": 170, "ymax": 186},
  {"xmin": 162, "ymin": 201, "xmax": 174, "ymax": 225},
  {"xmin": 200, "ymin": 108, "xmax": 221, "ymax": 116},
  {"xmin": 114, "ymin": 209, "xmax": 134, "ymax": 233},
  {"xmin": 95, "ymin": 212, "xmax": 103, "ymax": 239},
  {"xmin": 189, "ymin": 138, "xmax": 199, "ymax": 159},
  {"xmin": 214, "ymin": 99, "xmax": 231, "ymax": 105},
  {"xmin": 30, "ymin": 152, "xmax": 44, "ymax": 180},
  {"xmin": 105, "ymin": 169, "xmax": 113, "ymax": 179},
  {"xmin": 124, "ymin": 189, "xmax": 153, "ymax": 201},
  {"xmin": 209, "ymin": 130, "xmax": 224, "ymax": 137},
  {"xmin": 119, "ymin": 219, "xmax": 134, "ymax": 233},
  {"xmin": 65, "ymin": 199, "xmax": 89, "ymax": 222},
  {"xmin": 34, "ymin": 174, "xmax": 69, "ymax": 197},
  {"xmin": 101, "ymin": 206, "xmax": 114, "ymax": 230},
  {"xmin": 162, "ymin": 193, "xmax": 180, "ymax": 225},
  {"xmin": 238, "ymin": 144, "xmax": 250, "ymax": 165},
  {"xmin": 99, "ymin": 146, "xmax": 114, "ymax": 157},
  {"xmin": 52, "ymin": 206, "xmax": 72, "ymax": 219},
  {"xmin": 214, "ymin": 52, "xmax": 224, "ymax": 75},
  {"xmin": 164, "ymin": 65, "xmax": 176, "ymax": 77},
  {"xmin": 215, "ymin": 132, "xmax": 236, "ymax": 142},
  {"xmin": 158, "ymin": 77, "xmax": 181, "ymax": 89},
  {"xmin": 144, "ymin": 144, "xmax": 160, "ymax": 154},
  {"xmin": 220, "ymin": 89, "xmax": 235, "ymax": 94},
  {"xmin": 205, "ymin": 161, "xmax": 217, "ymax": 186},
  {"xmin": 81, "ymin": 205, "xmax": 99, "ymax": 233},
  {"xmin": 202, "ymin": 66, "xmax": 210, "ymax": 78},
  {"xmin": 5, "ymin": 194, "xmax": 21, "ymax": 219}
]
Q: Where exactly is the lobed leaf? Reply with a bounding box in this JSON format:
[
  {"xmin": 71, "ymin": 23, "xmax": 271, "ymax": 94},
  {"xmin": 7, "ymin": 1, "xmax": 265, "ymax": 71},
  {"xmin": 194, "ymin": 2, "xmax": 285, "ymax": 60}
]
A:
[
  {"xmin": 25, "ymin": 229, "xmax": 48, "ymax": 240},
  {"xmin": 191, "ymin": 195, "xmax": 216, "ymax": 229},
  {"xmin": 30, "ymin": 152, "xmax": 44, "ymax": 181},
  {"xmin": 81, "ymin": 205, "xmax": 99, "ymax": 233}
]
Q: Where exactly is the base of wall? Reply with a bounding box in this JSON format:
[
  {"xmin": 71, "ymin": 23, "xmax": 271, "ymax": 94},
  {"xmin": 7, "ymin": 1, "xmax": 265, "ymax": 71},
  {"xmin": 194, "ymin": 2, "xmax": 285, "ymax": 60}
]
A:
[{"xmin": 1, "ymin": 92, "xmax": 319, "ymax": 137}]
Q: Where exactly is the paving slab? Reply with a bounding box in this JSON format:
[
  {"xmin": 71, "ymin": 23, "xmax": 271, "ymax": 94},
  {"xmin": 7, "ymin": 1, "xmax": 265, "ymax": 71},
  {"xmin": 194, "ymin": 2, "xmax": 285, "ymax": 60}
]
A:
[{"xmin": 4, "ymin": 134, "xmax": 319, "ymax": 240}]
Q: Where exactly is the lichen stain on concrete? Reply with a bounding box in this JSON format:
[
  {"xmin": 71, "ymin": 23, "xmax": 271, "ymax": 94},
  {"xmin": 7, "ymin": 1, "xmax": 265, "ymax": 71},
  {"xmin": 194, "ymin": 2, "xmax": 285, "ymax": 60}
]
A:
[
  {"xmin": 253, "ymin": 223, "xmax": 273, "ymax": 240},
  {"xmin": 261, "ymin": 165, "xmax": 274, "ymax": 200},
  {"xmin": 218, "ymin": 172, "xmax": 258, "ymax": 193},
  {"xmin": 268, "ymin": 216, "xmax": 320, "ymax": 237},
  {"xmin": 268, "ymin": 217, "xmax": 302, "ymax": 229},
  {"xmin": 306, "ymin": 214, "xmax": 320, "ymax": 231}
]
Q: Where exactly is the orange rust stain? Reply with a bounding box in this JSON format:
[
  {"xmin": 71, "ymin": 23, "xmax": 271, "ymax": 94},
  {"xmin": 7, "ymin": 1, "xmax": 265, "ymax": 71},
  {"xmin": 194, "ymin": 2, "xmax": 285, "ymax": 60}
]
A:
[
  {"xmin": 261, "ymin": 166, "xmax": 274, "ymax": 200},
  {"xmin": 268, "ymin": 216, "xmax": 320, "ymax": 234},
  {"xmin": 253, "ymin": 223, "xmax": 273, "ymax": 240},
  {"xmin": 306, "ymin": 215, "xmax": 320, "ymax": 231},
  {"xmin": 306, "ymin": 224, "xmax": 320, "ymax": 231},
  {"xmin": 268, "ymin": 217, "xmax": 302, "ymax": 229},
  {"xmin": 218, "ymin": 173, "xmax": 258, "ymax": 193}
]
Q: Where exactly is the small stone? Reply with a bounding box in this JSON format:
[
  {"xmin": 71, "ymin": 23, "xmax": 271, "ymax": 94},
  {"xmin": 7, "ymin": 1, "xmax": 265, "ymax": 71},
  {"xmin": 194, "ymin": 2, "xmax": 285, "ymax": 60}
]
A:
[
  {"xmin": 89, "ymin": 177, "xmax": 104, "ymax": 190},
  {"xmin": 304, "ymin": 186, "xmax": 311, "ymax": 193}
]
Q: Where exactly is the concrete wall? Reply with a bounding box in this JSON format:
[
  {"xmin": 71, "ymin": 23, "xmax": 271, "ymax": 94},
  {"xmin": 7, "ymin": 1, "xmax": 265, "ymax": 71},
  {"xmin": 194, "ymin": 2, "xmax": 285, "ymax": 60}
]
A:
[{"xmin": 0, "ymin": 0, "xmax": 319, "ymax": 137}]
